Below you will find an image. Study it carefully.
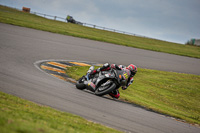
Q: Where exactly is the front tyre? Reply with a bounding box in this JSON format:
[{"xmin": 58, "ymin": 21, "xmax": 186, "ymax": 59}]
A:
[{"xmin": 95, "ymin": 81, "xmax": 116, "ymax": 96}]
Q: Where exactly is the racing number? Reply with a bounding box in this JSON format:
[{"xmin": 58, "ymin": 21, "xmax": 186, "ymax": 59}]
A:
[{"xmin": 123, "ymin": 73, "xmax": 128, "ymax": 79}]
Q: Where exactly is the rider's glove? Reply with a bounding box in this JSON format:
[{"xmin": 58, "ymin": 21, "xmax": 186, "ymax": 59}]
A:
[
  {"xmin": 103, "ymin": 63, "xmax": 109, "ymax": 67},
  {"xmin": 122, "ymin": 86, "xmax": 127, "ymax": 90},
  {"xmin": 111, "ymin": 64, "xmax": 115, "ymax": 68},
  {"xmin": 90, "ymin": 68, "xmax": 100, "ymax": 75}
]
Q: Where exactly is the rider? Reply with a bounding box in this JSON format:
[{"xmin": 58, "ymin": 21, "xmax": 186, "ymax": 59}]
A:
[{"xmin": 89, "ymin": 63, "xmax": 137, "ymax": 99}]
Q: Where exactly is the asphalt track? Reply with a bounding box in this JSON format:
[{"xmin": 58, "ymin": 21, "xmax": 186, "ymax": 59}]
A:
[{"xmin": 0, "ymin": 23, "xmax": 199, "ymax": 133}]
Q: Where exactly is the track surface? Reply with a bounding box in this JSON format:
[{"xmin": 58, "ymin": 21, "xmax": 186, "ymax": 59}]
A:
[{"xmin": 0, "ymin": 23, "xmax": 199, "ymax": 133}]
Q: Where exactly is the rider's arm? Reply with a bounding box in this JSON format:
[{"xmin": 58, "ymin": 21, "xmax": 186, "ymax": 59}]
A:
[
  {"xmin": 127, "ymin": 77, "xmax": 134, "ymax": 86},
  {"xmin": 122, "ymin": 77, "xmax": 134, "ymax": 90},
  {"xmin": 90, "ymin": 63, "xmax": 111, "ymax": 75},
  {"xmin": 99, "ymin": 63, "xmax": 111, "ymax": 71},
  {"xmin": 111, "ymin": 64, "xmax": 122, "ymax": 70}
]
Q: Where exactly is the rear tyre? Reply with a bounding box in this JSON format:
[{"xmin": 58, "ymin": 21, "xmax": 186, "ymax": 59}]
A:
[{"xmin": 76, "ymin": 76, "xmax": 86, "ymax": 90}]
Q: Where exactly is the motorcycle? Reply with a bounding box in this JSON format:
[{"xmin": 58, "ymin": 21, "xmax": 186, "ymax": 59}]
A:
[{"xmin": 75, "ymin": 66, "xmax": 129, "ymax": 96}]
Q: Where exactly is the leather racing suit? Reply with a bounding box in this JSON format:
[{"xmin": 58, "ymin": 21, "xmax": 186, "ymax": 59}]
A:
[{"xmin": 90, "ymin": 63, "xmax": 135, "ymax": 99}]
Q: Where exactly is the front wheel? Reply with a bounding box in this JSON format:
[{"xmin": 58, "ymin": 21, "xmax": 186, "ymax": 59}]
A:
[{"xmin": 95, "ymin": 81, "xmax": 116, "ymax": 96}]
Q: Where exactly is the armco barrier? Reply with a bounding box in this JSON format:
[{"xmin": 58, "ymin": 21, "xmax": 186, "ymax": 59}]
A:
[
  {"xmin": 1, "ymin": 5, "xmax": 153, "ymax": 40},
  {"xmin": 29, "ymin": 11, "xmax": 150, "ymax": 38}
]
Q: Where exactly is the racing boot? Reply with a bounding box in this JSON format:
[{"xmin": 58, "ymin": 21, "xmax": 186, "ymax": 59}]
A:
[{"xmin": 109, "ymin": 89, "xmax": 120, "ymax": 99}]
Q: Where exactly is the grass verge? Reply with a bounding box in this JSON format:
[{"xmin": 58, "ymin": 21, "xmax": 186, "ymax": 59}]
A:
[
  {"xmin": 0, "ymin": 5, "xmax": 200, "ymax": 58},
  {"xmin": 0, "ymin": 91, "xmax": 121, "ymax": 133},
  {"xmin": 66, "ymin": 66, "xmax": 200, "ymax": 125}
]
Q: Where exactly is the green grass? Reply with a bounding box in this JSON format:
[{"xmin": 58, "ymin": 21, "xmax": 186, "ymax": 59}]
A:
[
  {"xmin": 66, "ymin": 66, "xmax": 200, "ymax": 125},
  {"xmin": 0, "ymin": 5, "xmax": 200, "ymax": 58},
  {"xmin": 0, "ymin": 91, "xmax": 121, "ymax": 133}
]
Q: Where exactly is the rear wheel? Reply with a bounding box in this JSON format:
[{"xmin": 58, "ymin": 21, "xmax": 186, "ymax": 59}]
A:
[
  {"xmin": 95, "ymin": 80, "xmax": 116, "ymax": 96},
  {"xmin": 76, "ymin": 76, "xmax": 86, "ymax": 90}
]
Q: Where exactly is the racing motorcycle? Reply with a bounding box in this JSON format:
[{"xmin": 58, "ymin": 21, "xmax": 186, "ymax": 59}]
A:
[{"xmin": 75, "ymin": 66, "xmax": 129, "ymax": 96}]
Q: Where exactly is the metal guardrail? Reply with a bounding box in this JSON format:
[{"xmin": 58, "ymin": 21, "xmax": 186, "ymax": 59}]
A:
[
  {"xmin": 30, "ymin": 11, "xmax": 150, "ymax": 38},
  {"xmin": 1, "ymin": 5, "xmax": 151, "ymax": 39}
]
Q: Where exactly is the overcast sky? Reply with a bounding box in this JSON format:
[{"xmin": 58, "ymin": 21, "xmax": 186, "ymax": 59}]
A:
[{"xmin": 1, "ymin": 0, "xmax": 200, "ymax": 44}]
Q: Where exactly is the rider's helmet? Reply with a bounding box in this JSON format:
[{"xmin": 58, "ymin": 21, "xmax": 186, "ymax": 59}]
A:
[{"xmin": 127, "ymin": 64, "xmax": 137, "ymax": 76}]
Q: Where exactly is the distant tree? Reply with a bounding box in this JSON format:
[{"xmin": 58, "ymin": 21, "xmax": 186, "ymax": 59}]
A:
[{"xmin": 185, "ymin": 40, "xmax": 191, "ymax": 45}]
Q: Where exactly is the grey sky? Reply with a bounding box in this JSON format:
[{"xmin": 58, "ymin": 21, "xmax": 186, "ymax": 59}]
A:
[{"xmin": 0, "ymin": 0, "xmax": 199, "ymax": 44}]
